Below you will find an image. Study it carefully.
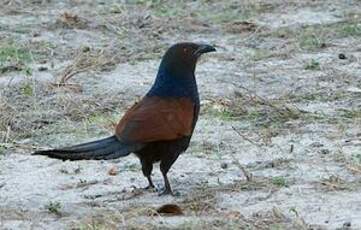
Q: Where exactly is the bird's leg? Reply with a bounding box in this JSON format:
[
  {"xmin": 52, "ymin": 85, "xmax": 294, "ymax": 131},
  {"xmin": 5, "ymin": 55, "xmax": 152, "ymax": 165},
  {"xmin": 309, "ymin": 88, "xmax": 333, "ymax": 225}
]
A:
[
  {"xmin": 141, "ymin": 159, "xmax": 155, "ymax": 190},
  {"xmin": 160, "ymin": 171, "xmax": 172, "ymax": 195},
  {"xmin": 145, "ymin": 175, "xmax": 155, "ymax": 190},
  {"xmin": 159, "ymin": 153, "xmax": 180, "ymax": 196}
]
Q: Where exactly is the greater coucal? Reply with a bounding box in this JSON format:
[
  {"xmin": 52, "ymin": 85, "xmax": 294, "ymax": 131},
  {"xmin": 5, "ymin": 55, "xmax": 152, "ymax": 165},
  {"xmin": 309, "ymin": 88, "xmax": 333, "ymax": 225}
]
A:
[{"xmin": 33, "ymin": 42, "xmax": 216, "ymax": 195}]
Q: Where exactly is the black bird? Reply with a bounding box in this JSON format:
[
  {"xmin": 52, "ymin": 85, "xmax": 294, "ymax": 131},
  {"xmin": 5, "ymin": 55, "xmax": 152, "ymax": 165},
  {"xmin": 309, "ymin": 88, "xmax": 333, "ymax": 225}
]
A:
[{"xmin": 33, "ymin": 42, "xmax": 216, "ymax": 195}]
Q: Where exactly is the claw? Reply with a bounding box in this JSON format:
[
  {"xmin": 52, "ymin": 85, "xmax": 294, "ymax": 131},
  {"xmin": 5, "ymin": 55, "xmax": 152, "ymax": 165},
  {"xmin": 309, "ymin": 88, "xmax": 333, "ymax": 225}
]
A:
[
  {"xmin": 143, "ymin": 185, "xmax": 157, "ymax": 192},
  {"xmin": 158, "ymin": 188, "xmax": 174, "ymax": 196}
]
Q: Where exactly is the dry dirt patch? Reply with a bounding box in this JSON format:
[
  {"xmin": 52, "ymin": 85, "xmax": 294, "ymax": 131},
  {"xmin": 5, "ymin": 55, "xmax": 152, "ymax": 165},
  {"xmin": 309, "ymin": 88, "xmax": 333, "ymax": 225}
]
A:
[{"xmin": 1, "ymin": 0, "xmax": 361, "ymax": 229}]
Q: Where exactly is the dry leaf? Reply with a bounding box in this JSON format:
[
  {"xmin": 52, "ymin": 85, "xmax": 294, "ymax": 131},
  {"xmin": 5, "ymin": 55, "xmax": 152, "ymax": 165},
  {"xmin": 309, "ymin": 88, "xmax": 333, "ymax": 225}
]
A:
[
  {"xmin": 155, "ymin": 204, "xmax": 183, "ymax": 216},
  {"xmin": 108, "ymin": 166, "xmax": 118, "ymax": 176}
]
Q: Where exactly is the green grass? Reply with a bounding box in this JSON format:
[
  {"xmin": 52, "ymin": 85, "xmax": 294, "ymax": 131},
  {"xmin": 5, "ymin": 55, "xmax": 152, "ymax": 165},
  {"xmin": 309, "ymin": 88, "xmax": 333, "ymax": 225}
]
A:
[
  {"xmin": 130, "ymin": 1, "xmax": 275, "ymax": 23},
  {"xmin": 298, "ymin": 31, "xmax": 326, "ymax": 51},
  {"xmin": 201, "ymin": 9, "xmax": 250, "ymax": 23},
  {"xmin": 87, "ymin": 113, "xmax": 118, "ymax": 125},
  {"xmin": 0, "ymin": 41, "xmax": 32, "ymax": 74},
  {"xmin": 338, "ymin": 23, "xmax": 361, "ymax": 37},
  {"xmin": 45, "ymin": 201, "xmax": 62, "ymax": 215},
  {"xmin": 205, "ymin": 98, "xmax": 302, "ymax": 128},
  {"xmin": 20, "ymin": 83, "xmax": 34, "ymax": 96},
  {"xmin": 270, "ymin": 223, "xmax": 285, "ymax": 230},
  {"xmin": 270, "ymin": 22, "xmax": 361, "ymax": 51},
  {"xmin": 129, "ymin": 0, "xmax": 186, "ymax": 17},
  {"xmin": 152, "ymin": 3, "xmax": 186, "ymax": 17},
  {"xmin": 0, "ymin": 145, "xmax": 5, "ymax": 156},
  {"xmin": 351, "ymin": 153, "xmax": 361, "ymax": 165},
  {"xmin": 128, "ymin": 0, "xmax": 161, "ymax": 4},
  {"xmin": 304, "ymin": 59, "xmax": 320, "ymax": 70},
  {"xmin": 123, "ymin": 163, "xmax": 140, "ymax": 172},
  {"xmin": 272, "ymin": 176, "xmax": 287, "ymax": 187},
  {"xmin": 197, "ymin": 2, "xmax": 273, "ymax": 24},
  {"xmin": 339, "ymin": 109, "xmax": 361, "ymax": 119},
  {"xmin": 269, "ymin": 25, "xmax": 327, "ymax": 51},
  {"xmin": 205, "ymin": 105, "xmax": 248, "ymax": 121},
  {"xmin": 212, "ymin": 109, "xmax": 238, "ymax": 121},
  {"xmin": 249, "ymin": 48, "xmax": 273, "ymax": 61},
  {"xmin": 285, "ymin": 91, "xmax": 346, "ymax": 103},
  {"xmin": 0, "ymin": 42, "xmax": 31, "ymax": 65}
]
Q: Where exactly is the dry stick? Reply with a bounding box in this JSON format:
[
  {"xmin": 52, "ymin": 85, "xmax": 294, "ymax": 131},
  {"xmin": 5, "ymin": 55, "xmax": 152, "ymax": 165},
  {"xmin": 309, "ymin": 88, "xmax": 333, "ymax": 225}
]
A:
[
  {"xmin": 4, "ymin": 125, "xmax": 10, "ymax": 143},
  {"xmin": 346, "ymin": 165, "xmax": 361, "ymax": 174},
  {"xmin": 60, "ymin": 69, "xmax": 81, "ymax": 84},
  {"xmin": 233, "ymin": 81, "xmax": 303, "ymax": 115},
  {"xmin": 232, "ymin": 126, "xmax": 263, "ymax": 148},
  {"xmin": 233, "ymin": 83, "xmax": 300, "ymax": 155},
  {"xmin": 231, "ymin": 126, "xmax": 253, "ymax": 182},
  {"xmin": 233, "ymin": 158, "xmax": 252, "ymax": 182},
  {"xmin": 57, "ymin": 51, "xmax": 100, "ymax": 86}
]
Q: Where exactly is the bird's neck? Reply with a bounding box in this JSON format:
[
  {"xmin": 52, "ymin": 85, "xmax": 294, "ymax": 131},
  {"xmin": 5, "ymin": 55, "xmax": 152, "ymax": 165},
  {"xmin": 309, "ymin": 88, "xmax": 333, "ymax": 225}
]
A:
[{"xmin": 147, "ymin": 68, "xmax": 199, "ymax": 104}]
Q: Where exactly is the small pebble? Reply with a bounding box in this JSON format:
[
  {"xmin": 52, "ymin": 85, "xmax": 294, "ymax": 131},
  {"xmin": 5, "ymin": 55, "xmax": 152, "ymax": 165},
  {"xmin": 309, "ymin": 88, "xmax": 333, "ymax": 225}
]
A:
[
  {"xmin": 221, "ymin": 162, "xmax": 228, "ymax": 169},
  {"xmin": 310, "ymin": 142, "xmax": 324, "ymax": 148},
  {"xmin": 174, "ymin": 191, "xmax": 181, "ymax": 197},
  {"xmin": 82, "ymin": 46, "xmax": 90, "ymax": 52},
  {"xmin": 74, "ymin": 167, "xmax": 81, "ymax": 174},
  {"xmin": 108, "ymin": 166, "xmax": 118, "ymax": 176},
  {"xmin": 38, "ymin": 66, "xmax": 48, "ymax": 71},
  {"xmin": 338, "ymin": 53, "xmax": 346, "ymax": 59},
  {"xmin": 320, "ymin": 149, "xmax": 330, "ymax": 155},
  {"xmin": 343, "ymin": 221, "xmax": 351, "ymax": 227}
]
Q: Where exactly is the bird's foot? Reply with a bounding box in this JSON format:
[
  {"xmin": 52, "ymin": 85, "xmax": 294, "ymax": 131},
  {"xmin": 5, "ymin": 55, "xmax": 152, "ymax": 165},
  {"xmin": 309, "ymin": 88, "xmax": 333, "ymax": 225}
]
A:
[
  {"xmin": 143, "ymin": 185, "xmax": 157, "ymax": 192},
  {"xmin": 144, "ymin": 184, "xmax": 154, "ymax": 190},
  {"xmin": 158, "ymin": 188, "xmax": 174, "ymax": 196}
]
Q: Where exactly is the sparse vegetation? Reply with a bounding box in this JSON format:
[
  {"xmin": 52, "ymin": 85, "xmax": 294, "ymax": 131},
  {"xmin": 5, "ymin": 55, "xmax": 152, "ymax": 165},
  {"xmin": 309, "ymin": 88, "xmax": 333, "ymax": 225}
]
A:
[
  {"xmin": 45, "ymin": 201, "xmax": 62, "ymax": 215},
  {"xmin": 339, "ymin": 109, "xmax": 361, "ymax": 119},
  {"xmin": 0, "ymin": 42, "xmax": 31, "ymax": 64},
  {"xmin": 123, "ymin": 163, "xmax": 140, "ymax": 172},
  {"xmin": 2, "ymin": 0, "xmax": 361, "ymax": 229},
  {"xmin": 270, "ymin": 21, "xmax": 361, "ymax": 52},
  {"xmin": 304, "ymin": 59, "xmax": 320, "ymax": 70},
  {"xmin": 338, "ymin": 23, "xmax": 361, "ymax": 37},
  {"xmin": 205, "ymin": 107, "xmax": 241, "ymax": 121},
  {"xmin": 352, "ymin": 154, "xmax": 361, "ymax": 164},
  {"xmin": 318, "ymin": 175, "xmax": 359, "ymax": 191},
  {"xmin": 20, "ymin": 83, "xmax": 34, "ymax": 96},
  {"xmin": 298, "ymin": 30, "xmax": 327, "ymax": 51},
  {"xmin": 0, "ymin": 144, "xmax": 6, "ymax": 155},
  {"xmin": 249, "ymin": 48, "xmax": 274, "ymax": 61},
  {"xmin": 271, "ymin": 176, "xmax": 287, "ymax": 187},
  {"xmin": 0, "ymin": 41, "xmax": 32, "ymax": 73},
  {"xmin": 204, "ymin": 95, "xmax": 303, "ymax": 129}
]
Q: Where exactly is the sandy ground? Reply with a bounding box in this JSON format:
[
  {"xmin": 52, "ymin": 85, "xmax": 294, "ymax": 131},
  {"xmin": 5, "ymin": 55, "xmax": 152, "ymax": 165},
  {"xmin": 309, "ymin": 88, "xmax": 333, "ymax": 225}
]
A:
[{"xmin": 1, "ymin": 0, "xmax": 361, "ymax": 229}]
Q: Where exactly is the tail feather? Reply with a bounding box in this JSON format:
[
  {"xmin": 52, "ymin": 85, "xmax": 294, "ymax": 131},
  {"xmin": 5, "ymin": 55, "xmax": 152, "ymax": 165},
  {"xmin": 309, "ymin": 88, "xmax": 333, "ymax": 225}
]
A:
[{"xmin": 33, "ymin": 135, "xmax": 141, "ymax": 160}]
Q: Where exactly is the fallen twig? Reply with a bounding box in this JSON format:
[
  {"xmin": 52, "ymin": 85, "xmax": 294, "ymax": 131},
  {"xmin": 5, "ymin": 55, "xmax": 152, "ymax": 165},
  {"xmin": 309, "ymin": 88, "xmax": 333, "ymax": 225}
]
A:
[{"xmin": 232, "ymin": 126, "xmax": 263, "ymax": 148}]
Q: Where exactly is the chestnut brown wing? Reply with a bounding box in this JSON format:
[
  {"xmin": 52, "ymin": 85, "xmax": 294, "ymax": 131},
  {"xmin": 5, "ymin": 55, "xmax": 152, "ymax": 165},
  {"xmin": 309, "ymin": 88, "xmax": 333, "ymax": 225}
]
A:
[{"xmin": 115, "ymin": 96, "xmax": 195, "ymax": 143}]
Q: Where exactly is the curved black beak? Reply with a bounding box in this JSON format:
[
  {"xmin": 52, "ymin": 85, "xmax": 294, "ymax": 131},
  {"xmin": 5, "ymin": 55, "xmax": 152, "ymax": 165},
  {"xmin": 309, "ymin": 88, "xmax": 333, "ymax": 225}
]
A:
[{"xmin": 194, "ymin": 44, "xmax": 216, "ymax": 57}]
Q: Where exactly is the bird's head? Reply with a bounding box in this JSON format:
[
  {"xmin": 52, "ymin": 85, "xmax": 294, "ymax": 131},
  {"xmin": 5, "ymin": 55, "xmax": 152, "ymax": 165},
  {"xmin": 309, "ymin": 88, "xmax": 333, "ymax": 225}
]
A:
[{"xmin": 159, "ymin": 42, "xmax": 216, "ymax": 77}]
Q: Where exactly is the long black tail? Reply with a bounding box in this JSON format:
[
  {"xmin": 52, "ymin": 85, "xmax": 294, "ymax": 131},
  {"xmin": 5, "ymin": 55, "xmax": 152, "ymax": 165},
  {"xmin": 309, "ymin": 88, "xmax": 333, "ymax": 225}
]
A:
[{"xmin": 33, "ymin": 135, "xmax": 140, "ymax": 160}]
